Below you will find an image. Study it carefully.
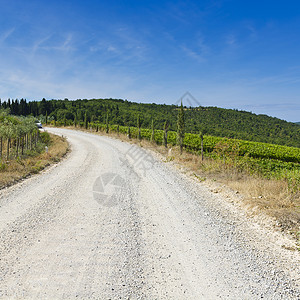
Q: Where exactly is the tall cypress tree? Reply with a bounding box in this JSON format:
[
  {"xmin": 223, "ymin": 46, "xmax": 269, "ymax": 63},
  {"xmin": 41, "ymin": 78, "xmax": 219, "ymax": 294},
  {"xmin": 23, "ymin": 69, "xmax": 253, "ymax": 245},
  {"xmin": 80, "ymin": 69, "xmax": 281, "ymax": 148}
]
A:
[
  {"xmin": 106, "ymin": 112, "xmax": 109, "ymax": 133},
  {"xmin": 128, "ymin": 126, "xmax": 131, "ymax": 139},
  {"xmin": 84, "ymin": 112, "xmax": 88, "ymax": 129},
  {"xmin": 177, "ymin": 101, "xmax": 185, "ymax": 154},
  {"xmin": 199, "ymin": 127, "xmax": 207, "ymax": 161},
  {"xmin": 164, "ymin": 121, "xmax": 169, "ymax": 148},
  {"xmin": 74, "ymin": 115, "xmax": 77, "ymax": 128},
  {"xmin": 137, "ymin": 115, "xmax": 141, "ymax": 140},
  {"xmin": 150, "ymin": 119, "xmax": 154, "ymax": 142}
]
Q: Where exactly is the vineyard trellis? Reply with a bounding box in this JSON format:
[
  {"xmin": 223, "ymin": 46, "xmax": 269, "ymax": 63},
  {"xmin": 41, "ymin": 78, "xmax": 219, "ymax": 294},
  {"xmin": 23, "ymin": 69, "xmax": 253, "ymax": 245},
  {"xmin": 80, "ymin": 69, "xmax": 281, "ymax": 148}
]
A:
[
  {"xmin": 0, "ymin": 109, "xmax": 40, "ymax": 161},
  {"xmin": 61, "ymin": 119, "xmax": 300, "ymax": 183}
]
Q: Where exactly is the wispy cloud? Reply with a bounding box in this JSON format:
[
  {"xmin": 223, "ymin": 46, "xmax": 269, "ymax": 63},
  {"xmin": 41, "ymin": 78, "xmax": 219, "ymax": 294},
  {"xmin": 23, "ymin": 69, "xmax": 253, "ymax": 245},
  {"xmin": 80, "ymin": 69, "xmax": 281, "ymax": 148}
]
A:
[
  {"xmin": 244, "ymin": 73, "xmax": 300, "ymax": 86},
  {"xmin": 225, "ymin": 34, "xmax": 237, "ymax": 46},
  {"xmin": 87, "ymin": 25, "xmax": 149, "ymax": 66},
  {"xmin": 181, "ymin": 36, "xmax": 210, "ymax": 63},
  {"xmin": 0, "ymin": 28, "xmax": 15, "ymax": 44},
  {"xmin": 223, "ymin": 22, "xmax": 257, "ymax": 50},
  {"xmin": 59, "ymin": 34, "xmax": 74, "ymax": 51},
  {"xmin": 33, "ymin": 33, "xmax": 75, "ymax": 52},
  {"xmin": 181, "ymin": 45, "xmax": 206, "ymax": 63},
  {"xmin": 245, "ymin": 24, "xmax": 257, "ymax": 39},
  {"xmin": 113, "ymin": 26, "xmax": 148, "ymax": 61},
  {"xmin": 89, "ymin": 41, "xmax": 121, "ymax": 56},
  {"xmin": 32, "ymin": 35, "xmax": 52, "ymax": 53},
  {"xmin": 0, "ymin": 64, "xmax": 139, "ymax": 101}
]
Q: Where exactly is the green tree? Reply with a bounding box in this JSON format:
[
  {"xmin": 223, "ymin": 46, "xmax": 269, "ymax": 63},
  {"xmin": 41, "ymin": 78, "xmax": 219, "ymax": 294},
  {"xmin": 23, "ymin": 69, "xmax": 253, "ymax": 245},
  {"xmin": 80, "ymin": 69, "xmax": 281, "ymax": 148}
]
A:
[
  {"xmin": 74, "ymin": 115, "xmax": 77, "ymax": 128},
  {"xmin": 128, "ymin": 126, "xmax": 131, "ymax": 139},
  {"xmin": 177, "ymin": 102, "xmax": 185, "ymax": 154},
  {"xmin": 151, "ymin": 119, "xmax": 154, "ymax": 143},
  {"xmin": 39, "ymin": 98, "xmax": 47, "ymax": 115},
  {"xmin": 164, "ymin": 121, "xmax": 169, "ymax": 148},
  {"xmin": 84, "ymin": 112, "xmax": 88, "ymax": 129},
  {"xmin": 199, "ymin": 127, "xmax": 207, "ymax": 161},
  {"xmin": 137, "ymin": 115, "xmax": 141, "ymax": 140},
  {"xmin": 106, "ymin": 112, "xmax": 109, "ymax": 133}
]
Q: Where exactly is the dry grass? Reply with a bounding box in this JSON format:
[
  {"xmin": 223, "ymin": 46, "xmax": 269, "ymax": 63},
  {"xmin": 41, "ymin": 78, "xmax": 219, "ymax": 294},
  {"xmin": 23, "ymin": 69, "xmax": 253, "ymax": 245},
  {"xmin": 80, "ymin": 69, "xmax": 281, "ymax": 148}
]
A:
[
  {"xmin": 229, "ymin": 178, "xmax": 300, "ymax": 232},
  {"xmin": 0, "ymin": 134, "xmax": 69, "ymax": 189},
  {"xmin": 155, "ymin": 144, "xmax": 300, "ymax": 237}
]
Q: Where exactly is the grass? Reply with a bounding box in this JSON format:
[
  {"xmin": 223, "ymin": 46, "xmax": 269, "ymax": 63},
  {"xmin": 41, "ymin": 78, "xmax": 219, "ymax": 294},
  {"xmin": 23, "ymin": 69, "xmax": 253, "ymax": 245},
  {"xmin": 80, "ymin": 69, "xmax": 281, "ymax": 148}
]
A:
[{"xmin": 0, "ymin": 133, "xmax": 69, "ymax": 189}]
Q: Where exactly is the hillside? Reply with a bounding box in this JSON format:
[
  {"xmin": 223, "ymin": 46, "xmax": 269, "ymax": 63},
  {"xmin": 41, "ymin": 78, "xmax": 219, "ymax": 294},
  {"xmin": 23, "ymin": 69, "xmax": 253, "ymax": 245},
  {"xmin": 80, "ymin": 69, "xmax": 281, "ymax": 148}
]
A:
[{"xmin": 1, "ymin": 98, "xmax": 300, "ymax": 148}]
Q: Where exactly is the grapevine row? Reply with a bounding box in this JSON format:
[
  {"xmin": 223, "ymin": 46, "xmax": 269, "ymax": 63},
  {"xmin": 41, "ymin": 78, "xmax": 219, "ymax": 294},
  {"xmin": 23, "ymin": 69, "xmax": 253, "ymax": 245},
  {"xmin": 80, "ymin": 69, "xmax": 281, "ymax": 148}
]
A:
[{"xmin": 0, "ymin": 110, "xmax": 40, "ymax": 160}]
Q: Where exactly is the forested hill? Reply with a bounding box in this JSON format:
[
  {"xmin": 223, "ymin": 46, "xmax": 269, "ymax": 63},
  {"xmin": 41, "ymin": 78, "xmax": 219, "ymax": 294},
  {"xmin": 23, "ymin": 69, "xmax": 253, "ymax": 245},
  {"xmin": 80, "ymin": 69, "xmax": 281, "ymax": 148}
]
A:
[{"xmin": 1, "ymin": 98, "xmax": 300, "ymax": 148}]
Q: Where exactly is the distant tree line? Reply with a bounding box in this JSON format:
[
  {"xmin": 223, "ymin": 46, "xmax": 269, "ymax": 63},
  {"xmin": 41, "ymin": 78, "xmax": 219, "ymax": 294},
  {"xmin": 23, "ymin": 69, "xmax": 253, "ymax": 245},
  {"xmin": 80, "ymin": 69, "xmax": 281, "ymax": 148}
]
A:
[{"xmin": 1, "ymin": 97, "xmax": 299, "ymax": 148}]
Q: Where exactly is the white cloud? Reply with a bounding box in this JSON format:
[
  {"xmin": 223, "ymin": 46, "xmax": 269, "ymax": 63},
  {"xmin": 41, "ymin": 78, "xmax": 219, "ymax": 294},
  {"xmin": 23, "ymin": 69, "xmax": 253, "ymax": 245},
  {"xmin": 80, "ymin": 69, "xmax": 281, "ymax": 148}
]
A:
[
  {"xmin": 0, "ymin": 28, "xmax": 15, "ymax": 44},
  {"xmin": 32, "ymin": 35, "xmax": 53, "ymax": 54},
  {"xmin": 181, "ymin": 45, "xmax": 206, "ymax": 63},
  {"xmin": 225, "ymin": 34, "xmax": 237, "ymax": 46}
]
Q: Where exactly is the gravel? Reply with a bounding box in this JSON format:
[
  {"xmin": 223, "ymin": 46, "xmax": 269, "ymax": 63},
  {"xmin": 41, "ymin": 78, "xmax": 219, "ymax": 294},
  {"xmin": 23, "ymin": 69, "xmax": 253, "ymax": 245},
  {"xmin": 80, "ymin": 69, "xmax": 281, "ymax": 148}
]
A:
[{"xmin": 0, "ymin": 127, "xmax": 299, "ymax": 299}]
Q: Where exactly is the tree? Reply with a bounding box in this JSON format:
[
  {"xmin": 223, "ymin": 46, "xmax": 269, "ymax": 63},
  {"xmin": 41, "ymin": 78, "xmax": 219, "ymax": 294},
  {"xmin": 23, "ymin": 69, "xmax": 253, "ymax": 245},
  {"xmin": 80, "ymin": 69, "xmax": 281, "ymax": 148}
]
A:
[
  {"xmin": 199, "ymin": 127, "xmax": 207, "ymax": 161},
  {"xmin": 39, "ymin": 98, "xmax": 47, "ymax": 115},
  {"xmin": 137, "ymin": 115, "xmax": 141, "ymax": 140},
  {"xmin": 177, "ymin": 101, "xmax": 185, "ymax": 154},
  {"xmin": 106, "ymin": 112, "xmax": 109, "ymax": 133},
  {"xmin": 128, "ymin": 126, "xmax": 131, "ymax": 139},
  {"xmin": 151, "ymin": 119, "xmax": 154, "ymax": 143},
  {"xmin": 74, "ymin": 115, "xmax": 77, "ymax": 128},
  {"xmin": 84, "ymin": 112, "xmax": 88, "ymax": 129},
  {"xmin": 164, "ymin": 121, "xmax": 169, "ymax": 148}
]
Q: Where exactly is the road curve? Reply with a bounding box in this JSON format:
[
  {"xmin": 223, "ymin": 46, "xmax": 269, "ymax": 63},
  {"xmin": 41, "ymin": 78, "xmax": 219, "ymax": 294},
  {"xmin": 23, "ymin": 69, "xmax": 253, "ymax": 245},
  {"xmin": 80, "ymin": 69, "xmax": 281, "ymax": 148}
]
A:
[{"xmin": 0, "ymin": 128, "xmax": 299, "ymax": 299}]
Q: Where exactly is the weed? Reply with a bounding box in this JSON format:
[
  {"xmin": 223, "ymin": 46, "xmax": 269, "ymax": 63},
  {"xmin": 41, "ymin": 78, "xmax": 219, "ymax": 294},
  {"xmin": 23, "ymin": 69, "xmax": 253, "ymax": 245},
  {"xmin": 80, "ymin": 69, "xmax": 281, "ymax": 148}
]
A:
[
  {"xmin": 193, "ymin": 173, "xmax": 206, "ymax": 182},
  {"xmin": 0, "ymin": 161, "xmax": 7, "ymax": 171}
]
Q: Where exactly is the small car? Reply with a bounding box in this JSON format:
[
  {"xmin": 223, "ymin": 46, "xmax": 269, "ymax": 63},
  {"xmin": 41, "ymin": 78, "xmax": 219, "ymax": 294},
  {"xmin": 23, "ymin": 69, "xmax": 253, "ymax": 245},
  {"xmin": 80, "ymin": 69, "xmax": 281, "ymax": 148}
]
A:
[{"xmin": 36, "ymin": 121, "xmax": 43, "ymax": 128}]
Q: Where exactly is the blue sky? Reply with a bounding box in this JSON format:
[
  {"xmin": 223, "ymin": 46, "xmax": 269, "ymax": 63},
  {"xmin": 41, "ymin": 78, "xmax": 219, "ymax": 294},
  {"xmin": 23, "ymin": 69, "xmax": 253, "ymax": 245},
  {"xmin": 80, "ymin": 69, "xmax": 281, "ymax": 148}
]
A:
[{"xmin": 0, "ymin": 0, "xmax": 300, "ymax": 122}]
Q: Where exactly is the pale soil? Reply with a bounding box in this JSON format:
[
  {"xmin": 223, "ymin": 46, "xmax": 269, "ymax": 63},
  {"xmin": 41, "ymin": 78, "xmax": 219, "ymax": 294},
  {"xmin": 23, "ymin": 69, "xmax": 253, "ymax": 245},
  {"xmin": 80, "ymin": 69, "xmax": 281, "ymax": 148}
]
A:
[{"xmin": 0, "ymin": 128, "xmax": 299, "ymax": 299}]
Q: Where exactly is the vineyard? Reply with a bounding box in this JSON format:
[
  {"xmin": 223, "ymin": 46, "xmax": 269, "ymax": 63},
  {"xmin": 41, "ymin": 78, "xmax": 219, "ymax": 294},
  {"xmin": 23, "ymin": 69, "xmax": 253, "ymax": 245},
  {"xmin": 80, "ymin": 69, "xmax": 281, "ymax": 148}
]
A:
[
  {"xmin": 0, "ymin": 109, "xmax": 43, "ymax": 162},
  {"xmin": 52, "ymin": 119, "xmax": 300, "ymax": 189}
]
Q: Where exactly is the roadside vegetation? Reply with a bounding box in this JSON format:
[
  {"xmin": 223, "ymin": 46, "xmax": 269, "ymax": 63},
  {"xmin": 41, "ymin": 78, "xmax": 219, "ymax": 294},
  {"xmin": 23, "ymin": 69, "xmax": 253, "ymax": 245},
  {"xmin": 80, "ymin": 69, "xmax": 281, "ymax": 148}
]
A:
[{"xmin": 0, "ymin": 109, "xmax": 69, "ymax": 189}]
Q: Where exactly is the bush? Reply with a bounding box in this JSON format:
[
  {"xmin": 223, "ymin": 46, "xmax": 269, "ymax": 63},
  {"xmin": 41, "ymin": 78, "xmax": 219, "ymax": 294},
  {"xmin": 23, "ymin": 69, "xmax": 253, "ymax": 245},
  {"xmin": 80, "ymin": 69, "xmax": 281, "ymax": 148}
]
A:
[{"xmin": 40, "ymin": 131, "xmax": 51, "ymax": 145}]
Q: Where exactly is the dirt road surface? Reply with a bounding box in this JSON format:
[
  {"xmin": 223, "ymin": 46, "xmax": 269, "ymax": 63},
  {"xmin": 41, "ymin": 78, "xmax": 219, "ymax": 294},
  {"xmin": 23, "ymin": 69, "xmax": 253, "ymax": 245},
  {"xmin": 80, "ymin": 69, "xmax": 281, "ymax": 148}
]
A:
[{"xmin": 0, "ymin": 128, "xmax": 299, "ymax": 299}]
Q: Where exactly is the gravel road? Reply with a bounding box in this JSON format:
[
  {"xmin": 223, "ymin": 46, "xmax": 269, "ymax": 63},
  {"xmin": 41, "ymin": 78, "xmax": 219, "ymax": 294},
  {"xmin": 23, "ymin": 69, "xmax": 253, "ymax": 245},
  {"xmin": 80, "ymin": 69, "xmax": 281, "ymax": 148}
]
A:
[{"xmin": 0, "ymin": 128, "xmax": 299, "ymax": 299}]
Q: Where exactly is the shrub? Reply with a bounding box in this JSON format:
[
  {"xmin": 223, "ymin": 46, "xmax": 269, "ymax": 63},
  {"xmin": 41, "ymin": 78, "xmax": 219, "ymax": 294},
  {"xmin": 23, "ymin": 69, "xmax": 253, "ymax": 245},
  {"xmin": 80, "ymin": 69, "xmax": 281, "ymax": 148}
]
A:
[{"xmin": 40, "ymin": 131, "xmax": 51, "ymax": 145}]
